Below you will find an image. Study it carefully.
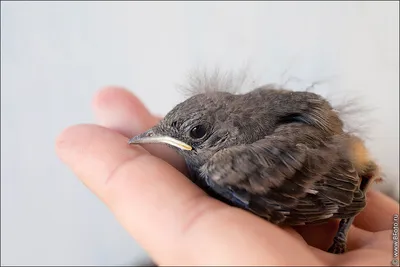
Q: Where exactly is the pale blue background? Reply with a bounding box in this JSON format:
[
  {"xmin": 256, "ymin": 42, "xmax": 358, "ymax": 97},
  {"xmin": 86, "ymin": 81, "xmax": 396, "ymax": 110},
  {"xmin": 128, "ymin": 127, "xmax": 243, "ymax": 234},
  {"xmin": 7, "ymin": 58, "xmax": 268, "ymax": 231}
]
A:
[{"xmin": 1, "ymin": 1, "xmax": 399, "ymax": 265}]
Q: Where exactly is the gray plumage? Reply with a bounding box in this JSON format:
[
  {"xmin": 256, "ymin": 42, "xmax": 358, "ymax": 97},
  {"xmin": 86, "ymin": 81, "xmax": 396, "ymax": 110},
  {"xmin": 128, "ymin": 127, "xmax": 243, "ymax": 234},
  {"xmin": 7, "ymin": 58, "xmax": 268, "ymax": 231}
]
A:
[{"xmin": 129, "ymin": 84, "xmax": 380, "ymax": 254}]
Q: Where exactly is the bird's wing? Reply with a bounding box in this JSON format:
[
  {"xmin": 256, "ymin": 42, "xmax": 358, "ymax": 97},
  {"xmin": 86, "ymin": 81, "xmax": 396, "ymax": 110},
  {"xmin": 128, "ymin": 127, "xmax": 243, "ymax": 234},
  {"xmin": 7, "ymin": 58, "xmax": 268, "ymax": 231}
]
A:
[{"xmin": 200, "ymin": 125, "xmax": 362, "ymax": 225}]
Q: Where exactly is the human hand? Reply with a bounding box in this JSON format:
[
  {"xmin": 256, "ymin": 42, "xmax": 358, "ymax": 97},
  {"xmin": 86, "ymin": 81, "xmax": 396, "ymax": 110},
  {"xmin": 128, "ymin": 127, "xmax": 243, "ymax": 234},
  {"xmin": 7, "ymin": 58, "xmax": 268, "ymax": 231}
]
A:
[{"xmin": 55, "ymin": 87, "xmax": 399, "ymax": 266}]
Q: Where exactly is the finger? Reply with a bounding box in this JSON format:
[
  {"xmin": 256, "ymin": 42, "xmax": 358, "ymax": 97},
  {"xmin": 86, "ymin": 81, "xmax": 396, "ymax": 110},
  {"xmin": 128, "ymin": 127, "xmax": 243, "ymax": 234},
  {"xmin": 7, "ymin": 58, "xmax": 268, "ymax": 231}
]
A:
[
  {"xmin": 354, "ymin": 190, "xmax": 399, "ymax": 232},
  {"xmin": 92, "ymin": 86, "xmax": 186, "ymax": 173},
  {"xmin": 293, "ymin": 218, "xmax": 373, "ymax": 252},
  {"xmin": 331, "ymin": 230, "xmax": 393, "ymax": 266},
  {"xmin": 56, "ymin": 124, "xmax": 208, "ymax": 264},
  {"xmin": 92, "ymin": 86, "xmax": 158, "ymax": 137},
  {"xmin": 293, "ymin": 221, "xmax": 376, "ymax": 266},
  {"xmin": 293, "ymin": 220, "xmax": 339, "ymax": 251},
  {"xmin": 55, "ymin": 124, "xmax": 323, "ymax": 266},
  {"xmin": 345, "ymin": 224, "xmax": 374, "ymax": 251}
]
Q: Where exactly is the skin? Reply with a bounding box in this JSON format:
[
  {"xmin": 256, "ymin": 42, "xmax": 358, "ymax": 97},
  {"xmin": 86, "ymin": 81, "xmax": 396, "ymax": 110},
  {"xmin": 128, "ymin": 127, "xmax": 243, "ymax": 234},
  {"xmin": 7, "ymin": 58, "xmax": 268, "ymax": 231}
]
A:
[{"xmin": 55, "ymin": 86, "xmax": 399, "ymax": 266}]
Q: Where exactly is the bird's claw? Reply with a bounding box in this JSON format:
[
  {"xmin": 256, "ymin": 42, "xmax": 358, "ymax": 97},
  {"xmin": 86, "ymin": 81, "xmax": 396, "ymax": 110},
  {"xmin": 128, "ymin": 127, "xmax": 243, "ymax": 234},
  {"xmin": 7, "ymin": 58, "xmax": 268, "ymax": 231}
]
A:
[{"xmin": 327, "ymin": 237, "xmax": 347, "ymax": 254}]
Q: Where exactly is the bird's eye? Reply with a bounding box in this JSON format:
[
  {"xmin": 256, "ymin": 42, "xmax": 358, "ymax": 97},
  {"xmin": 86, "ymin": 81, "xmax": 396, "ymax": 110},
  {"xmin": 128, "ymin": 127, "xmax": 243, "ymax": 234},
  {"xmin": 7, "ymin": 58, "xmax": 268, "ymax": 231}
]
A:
[{"xmin": 189, "ymin": 125, "xmax": 207, "ymax": 139}]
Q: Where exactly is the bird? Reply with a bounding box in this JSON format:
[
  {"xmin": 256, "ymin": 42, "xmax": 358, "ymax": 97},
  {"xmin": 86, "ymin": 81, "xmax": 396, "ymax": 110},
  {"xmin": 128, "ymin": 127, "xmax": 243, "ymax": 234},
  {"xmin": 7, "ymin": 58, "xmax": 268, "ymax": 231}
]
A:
[{"xmin": 128, "ymin": 84, "xmax": 381, "ymax": 254}]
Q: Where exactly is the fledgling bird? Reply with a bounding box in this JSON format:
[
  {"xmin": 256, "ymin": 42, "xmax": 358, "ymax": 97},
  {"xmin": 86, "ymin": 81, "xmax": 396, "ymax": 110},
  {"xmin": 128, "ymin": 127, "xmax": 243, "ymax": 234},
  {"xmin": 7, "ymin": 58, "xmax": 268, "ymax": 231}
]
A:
[{"xmin": 128, "ymin": 83, "xmax": 381, "ymax": 254}]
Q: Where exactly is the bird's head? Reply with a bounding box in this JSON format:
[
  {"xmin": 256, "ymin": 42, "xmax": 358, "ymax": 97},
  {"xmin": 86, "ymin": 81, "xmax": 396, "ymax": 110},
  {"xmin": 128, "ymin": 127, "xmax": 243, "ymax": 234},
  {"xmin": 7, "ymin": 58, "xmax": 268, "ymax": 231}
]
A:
[
  {"xmin": 129, "ymin": 86, "xmax": 344, "ymax": 172},
  {"xmin": 128, "ymin": 92, "xmax": 238, "ymax": 169}
]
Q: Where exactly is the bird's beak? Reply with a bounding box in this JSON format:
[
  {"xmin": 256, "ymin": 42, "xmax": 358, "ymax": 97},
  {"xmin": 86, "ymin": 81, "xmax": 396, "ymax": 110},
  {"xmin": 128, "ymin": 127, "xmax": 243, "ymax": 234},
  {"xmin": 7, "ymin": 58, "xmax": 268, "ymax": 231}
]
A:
[{"xmin": 128, "ymin": 128, "xmax": 192, "ymax": 151}]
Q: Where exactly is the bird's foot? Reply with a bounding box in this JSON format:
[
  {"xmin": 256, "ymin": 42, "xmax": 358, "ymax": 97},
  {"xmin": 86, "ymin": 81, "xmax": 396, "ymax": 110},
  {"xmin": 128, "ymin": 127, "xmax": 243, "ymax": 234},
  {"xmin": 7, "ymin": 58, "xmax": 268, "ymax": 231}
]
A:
[{"xmin": 328, "ymin": 235, "xmax": 347, "ymax": 254}]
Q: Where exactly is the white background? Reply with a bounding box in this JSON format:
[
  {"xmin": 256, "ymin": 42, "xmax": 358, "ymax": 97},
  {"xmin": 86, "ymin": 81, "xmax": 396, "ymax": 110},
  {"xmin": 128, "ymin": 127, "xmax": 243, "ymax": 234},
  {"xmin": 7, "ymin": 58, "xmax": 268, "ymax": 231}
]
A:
[{"xmin": 1, "ymin": 1, "xmax": 399, "ymax": 265}]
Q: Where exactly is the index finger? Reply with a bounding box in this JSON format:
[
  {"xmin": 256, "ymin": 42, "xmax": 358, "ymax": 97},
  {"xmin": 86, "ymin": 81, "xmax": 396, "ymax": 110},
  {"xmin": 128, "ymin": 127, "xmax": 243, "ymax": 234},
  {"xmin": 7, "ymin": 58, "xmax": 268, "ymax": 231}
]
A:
[
  {"xmin": 91, "ymin": 86, "xmax": 187, "ymax": 174},
  {"xmin": 55, "ymin": 124, "xmax": 322, "ymax": 266},
  {"xmin": 353, "ymin": 190, "xmax": 399, "ymax": 232}
]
